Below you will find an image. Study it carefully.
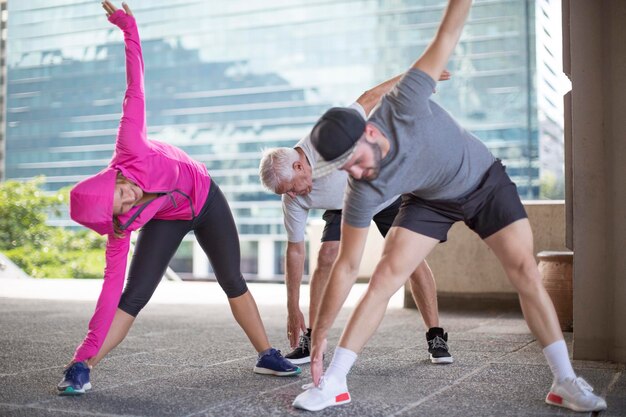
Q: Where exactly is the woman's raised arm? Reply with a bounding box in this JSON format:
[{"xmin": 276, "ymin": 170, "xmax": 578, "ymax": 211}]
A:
[{"xmin": 103, "ymin": 1, "xmax": 149, "ymax": 156}]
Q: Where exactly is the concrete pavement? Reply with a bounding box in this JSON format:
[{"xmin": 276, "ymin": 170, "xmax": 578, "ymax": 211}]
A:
[{"xmin": 0, "ymin": 278, "xmax": 623, "ymax": 416}]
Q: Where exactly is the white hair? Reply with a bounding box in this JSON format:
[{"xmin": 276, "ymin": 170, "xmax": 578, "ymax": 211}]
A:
[{"xmin": 259, "ymin": 147, "xmax": 300, "ymax": 192}]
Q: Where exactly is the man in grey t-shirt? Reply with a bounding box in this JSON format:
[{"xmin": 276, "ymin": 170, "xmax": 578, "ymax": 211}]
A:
[
  {"xmin": 259, "ymin": 77, "xmax": 454, "ymax": 366},
  {"xmin": 294, "ymin": 0, "xmax": 607, "ymax": 413}
]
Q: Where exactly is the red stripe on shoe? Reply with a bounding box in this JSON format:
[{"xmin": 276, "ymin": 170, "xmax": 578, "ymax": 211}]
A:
[
  {"xmin": 335, "ymin": 392, "xmax": 350, "ymax": 402},
  {"xmin": 547, "ymin": 392, "xmax": 563, "ymax": 404}
]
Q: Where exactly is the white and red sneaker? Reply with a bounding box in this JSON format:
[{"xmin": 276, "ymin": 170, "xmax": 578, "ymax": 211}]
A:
[
  {"xmin": 545, "ymin": 377, "xmax": 607, "ymax": 412},
  {"xmin": 292, "ymin": 376, "xmax": 351, "ymax": 411}
]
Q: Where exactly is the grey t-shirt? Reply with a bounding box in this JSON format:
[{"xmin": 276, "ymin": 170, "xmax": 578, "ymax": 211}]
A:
[
  {"xmin": 283, "ymin": 102, "xmax": 396, "ymax": 242},
  {"xmin": 344, "ymin": 68, "xmax": 496, "ymax": 228}
]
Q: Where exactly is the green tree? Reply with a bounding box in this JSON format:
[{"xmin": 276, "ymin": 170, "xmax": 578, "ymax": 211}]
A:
[
  {"xmin": 0, "ymin": 177, "xmax": 60, "ymax": 250},
  {"xmin": 0, "ymin": 178, "xmax": 106, "ymax": 278},
  {"xmin": 539, "ymin": 172, "xmax": 565, "ymax": 200}
]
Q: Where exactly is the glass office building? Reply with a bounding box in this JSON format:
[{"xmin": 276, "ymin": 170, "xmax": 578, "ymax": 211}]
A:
[
  {"xmin": 0, "ymin": 0, "xmax": 6, "ymax": 181},
  {"xmin": 5, "ymin": 0, "xmax": 566, "ymax": 278}
]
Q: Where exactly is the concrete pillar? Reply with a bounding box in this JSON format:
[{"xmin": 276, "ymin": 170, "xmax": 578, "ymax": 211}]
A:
[
  {"xmin": 192, "ymin": 237, "xmax": 210, "ymax": 278},
  {"xmin": 565, "ymin": 0, "xmax": 626, "ymax": 362},
  {"xmin": 257, "ymin": 238, "xmax": 275, "ymax": 280}
]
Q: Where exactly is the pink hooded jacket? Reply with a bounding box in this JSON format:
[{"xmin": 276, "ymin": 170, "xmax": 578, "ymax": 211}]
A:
[{"xmin": 69, "ymin": 10, "xmax": 210, "ymax": 362}]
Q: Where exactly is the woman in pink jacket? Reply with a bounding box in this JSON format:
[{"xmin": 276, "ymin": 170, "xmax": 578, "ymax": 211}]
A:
[{"xmin": 58, "ymin": 1, "xmax": 300, "ymax": 395}]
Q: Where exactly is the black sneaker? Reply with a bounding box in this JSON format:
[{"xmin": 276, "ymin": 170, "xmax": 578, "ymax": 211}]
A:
[
  {"xmin": 426, "ymin": 327, "xmax": 454, "ymax": 364},
  {"xmin": 285, "ymin": 328, "xmax": 311, "ymax": 364}
]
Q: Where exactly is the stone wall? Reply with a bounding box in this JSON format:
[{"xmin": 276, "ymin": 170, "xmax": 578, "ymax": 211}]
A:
[{"xmin": 308, "ymin": 201, "xmax": 565, "ymax": 307}]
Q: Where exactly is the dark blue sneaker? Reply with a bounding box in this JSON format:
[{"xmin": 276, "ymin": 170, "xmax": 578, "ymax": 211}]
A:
[
  {"xmin": 254, "ymin": 348, "xmax": 301, "ymax": 376},
  {"xmin": 57, "ymin": 362, "xmax": 91, "ymax": 396}
]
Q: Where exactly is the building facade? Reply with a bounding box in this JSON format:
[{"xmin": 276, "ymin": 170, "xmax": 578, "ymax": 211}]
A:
[
  {"xmin": 0, "ymin": 0, "xmax": 7, "ymax": 181},
  {"xmin": 5, "ymin": 0, "xmax": 565, "ymax": 279}
]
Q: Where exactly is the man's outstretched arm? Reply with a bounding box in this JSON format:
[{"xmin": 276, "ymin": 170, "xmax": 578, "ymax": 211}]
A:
[
  {"xmin": 357, "ymin": 70, "xmax": 451, "ymax": 115},
  {"xmin": 411, "ymin": 0, "xmax": 472, "ymax": 82},
  {"xmin": 310, "ymin": 223, "xmax": 369, "ymax": 385},
  {"xmin": 285, "ymin": 241, "xmax": 308, "ymax": 348}
]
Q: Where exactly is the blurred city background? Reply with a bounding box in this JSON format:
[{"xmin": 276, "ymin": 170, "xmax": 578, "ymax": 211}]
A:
[{"xmin": 0, "ymin": 0, "xmax": 569, "ymax": 280}]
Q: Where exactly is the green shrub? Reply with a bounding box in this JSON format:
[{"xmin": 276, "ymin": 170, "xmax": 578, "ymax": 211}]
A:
[
  {"xmin": 1, "ymin": 178, "xmax": 106, "ymax": 278},
  {"xmin": 5, "ymin": 246, "xmax": 105, "ymax": 278}
]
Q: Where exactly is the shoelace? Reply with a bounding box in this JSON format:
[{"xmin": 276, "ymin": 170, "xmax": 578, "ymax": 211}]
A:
[
  {"xmin": 298, "ymin": 334, "xmax": 310, "ymax": 351},
  {"xmin": 302, "ymin": 376, "xmax": 325, "ymax": 391},
  {"xmin": 429, "ymin": 335, "xmax": 448, "ymax": 350}
]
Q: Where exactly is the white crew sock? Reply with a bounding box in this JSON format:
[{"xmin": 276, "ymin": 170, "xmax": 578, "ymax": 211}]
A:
[
  {"xmin": 325, "ymin": 346, "xmax": 358, "ymax": 382},
  {"xmin": 543, "ymin": 340, "xmax": 576, "ymax": 382}
]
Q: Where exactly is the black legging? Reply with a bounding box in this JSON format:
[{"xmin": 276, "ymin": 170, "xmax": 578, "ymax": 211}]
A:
[{"xmin": 118, "ymin": 181, "xmax": 248, "ymax": 317}]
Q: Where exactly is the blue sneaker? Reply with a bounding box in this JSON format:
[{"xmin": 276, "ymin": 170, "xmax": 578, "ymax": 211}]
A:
[
  {"xmin": 254, "ymin": 348, "xmax": 301, "ymax": 376},
  {"xmin": 57, "ymin": 362, "xmax": 91, "ymax": 396}
]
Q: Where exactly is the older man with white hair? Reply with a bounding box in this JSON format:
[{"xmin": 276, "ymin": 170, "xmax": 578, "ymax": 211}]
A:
[{"xmin": 259, "ymin": 70, "xmax": 454, "ymax": 367}]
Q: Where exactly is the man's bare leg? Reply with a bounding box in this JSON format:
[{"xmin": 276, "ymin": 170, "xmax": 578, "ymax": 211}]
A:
[
  {"xmin": 408, "ymin": 260, "xmax": 438, "ymax": 328},
  {"xmin": 408, "ymin": 260, "xmax": 453, "ymax": 363},
  {"xmin": 339, "ymin": 228, "xmax": 439, "ymax": 355},
  {"xmin": 483, "ymin": 219, "xmax": 562, "ymax": 346}
]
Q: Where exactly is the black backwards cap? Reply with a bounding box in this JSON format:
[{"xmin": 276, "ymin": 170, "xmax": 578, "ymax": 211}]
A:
[{"xmin": 310, "ymin": 107, "xmax": 366, "ymax": 179}]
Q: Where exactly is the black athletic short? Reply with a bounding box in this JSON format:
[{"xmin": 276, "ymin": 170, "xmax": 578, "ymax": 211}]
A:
[
  {"xmin": 321, "ymin": 197, "xmax": 402, "ymax": 242},
  {"xmin": 392, "ymin": 160, "xmax": 528, "ymax": 242}
]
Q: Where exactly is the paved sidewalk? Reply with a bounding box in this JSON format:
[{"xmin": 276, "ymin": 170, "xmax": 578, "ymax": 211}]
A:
[{"xmin": 0, "ymin": 279, "xmax": 623, "ymax": 416}]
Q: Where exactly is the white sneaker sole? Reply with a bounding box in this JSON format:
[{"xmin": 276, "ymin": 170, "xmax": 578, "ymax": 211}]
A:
[
  {"xmin": 285, "ymin": 356, "xmax": 311, "ymax": 365},
  {"xmin": 430, "ymin": 354, "xmax": 454, "ymax": 364},
  {"xmin": 293, "ymin": 392, "xmax": 351, "ymax": 411},
  {"xmin": 253, "ymin": 366, "xmax": 301, "ymax": 376},
  {"xmin": 546, "ymin": 392, "xmax": 607, "ymax": 412}
]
